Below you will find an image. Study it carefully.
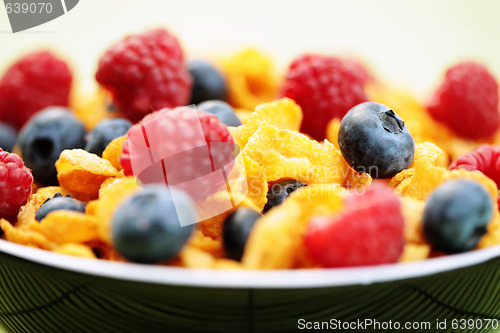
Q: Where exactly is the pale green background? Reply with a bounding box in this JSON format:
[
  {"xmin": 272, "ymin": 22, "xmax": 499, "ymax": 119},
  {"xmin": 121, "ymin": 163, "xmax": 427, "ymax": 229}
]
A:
[{"xmin": 0, "ymin": 0, "xmax": 499, "ymax": 98}]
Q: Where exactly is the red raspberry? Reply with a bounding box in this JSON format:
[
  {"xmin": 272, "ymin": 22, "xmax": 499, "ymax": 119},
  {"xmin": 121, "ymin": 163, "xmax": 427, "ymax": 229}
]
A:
[
  {"xmin": 450, "ymin": 145, "xmax": 500, "ymax": 208},
  {"xmin": 304, "ymin": 185, "xmax": 405, "ymax": 267},
  {"xmin": 0, "ymin": 149, "xmax": 34, "ymax": 217},
  {"xmin": 427, "ymin": 62, "xmax": 500, "ymax": 139},
  {"xmin": 0, "ymin": 51, "xmax": 72, "ymax": 130},
  {"xmin": 281, "ymin": 54, "xmax": 369, "ymax": 140},
  {"xmin": 96, "ymin": 29, "xmax": 192, "ymax": 123},
  {"xmin": 120, "ymin": 107, "xmax": 235, "ymax": 201}
]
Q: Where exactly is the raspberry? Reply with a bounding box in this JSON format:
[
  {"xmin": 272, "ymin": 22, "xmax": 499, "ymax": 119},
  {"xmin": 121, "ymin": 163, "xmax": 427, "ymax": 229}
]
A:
[
  {"xmin": 281, "ymin": 54, "xmax": 369, "ymax": 140},
  {"xmin": 304, "ymin": 185, "xmax": 405, "ymax": 267},
  {"xmin": 0, "ymin": 51, "xmax": 72, "ymax": 130},
  {"xmin": 427, "ymin": 62, "xmax": 500, "ymax": 139},
  {"xmin": 120, "ymin": 107, "xmax": 235, "ymax": 200},
  {"xmin": 0, "ymin": 149, "xmax": 34, "ymax": 217},
  {"xmin": 96, "ymin": 29, "xmax": 192, "ymax": 123},
  {"xmin": 450, "ymin": 145, "xmax": 500, "ymax": 208}
]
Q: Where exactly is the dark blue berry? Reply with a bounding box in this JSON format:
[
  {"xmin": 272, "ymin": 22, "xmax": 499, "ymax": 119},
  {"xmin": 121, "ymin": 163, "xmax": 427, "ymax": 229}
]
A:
[
  {"xmin": 35, "ymin": 193, "xmax": 87, "ymax": 221},
  {"xmin": 17, "ymin": 107, "xmax": 86, "ymax": 186},
  {"xmin": 198, "ymin": 100, "xmax": 241, "ymax": 127},
  {"xmin": 338, "ymin": 102, "xmax": 415, "ymax": 179},
  {"xmin": 85, "ymin": 118, "xmax": 132, "ymax": 156},
  {"xmin": 263, "ymin": 179, "xmax": 306, "ymax": 213},
  {"xmin": 423, "ymin": 179, "xmax": 493, "ymax": 254},
  {"xmin": 0, "ymin": 122, "xmax": 17, "ymax": 152},
  {"xmin": 223, "ymin": 208, "xmax": 262, "ymax": 261},
  {"xmin": 112, "ymin": 186, "xmax": 196, "ymax": 263},
  {"xmin": 188, "ymin": 60, "xmax": 227, "ymax": 104}
]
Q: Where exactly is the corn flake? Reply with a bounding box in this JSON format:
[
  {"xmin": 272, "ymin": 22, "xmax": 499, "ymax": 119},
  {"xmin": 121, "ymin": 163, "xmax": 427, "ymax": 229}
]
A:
[
  {"xmin": 242, "ymin": 123, "xmax": 349, "ymax": 185},
  {"xmin": 54, "ymin": 243, "xmax": 97, "ymax": 259},
  {"xmin": 399, "ymin": 243, "xmax": 431, "ymax": 262},
  {"xmin": 102, "ymin": 135, "xmax": 126, "ymax": 171},
  {"xmin": 86, "ymin": 176, "xmax": 140, "ymax": 244},
  {"xmin": 242, "ymin": 184, "xmax": 345, "ymax": 269},
  {"xmin": 222, "ymin": 48, "xmax": 278, "ymax": 110},
  {"xmin": 56, "ymin": 149, "xmax": 118, "ymax": 200},
  {"xmin": 31, "ymin": 211, "xmax": 99, "ymax": 244},
  {"xmin": 1, "ymin": 219, "xmax": 55, "ymax": 250},
  {"xmin": 230, "ymin": 98, "xmax": 303, "ymax": 150}
]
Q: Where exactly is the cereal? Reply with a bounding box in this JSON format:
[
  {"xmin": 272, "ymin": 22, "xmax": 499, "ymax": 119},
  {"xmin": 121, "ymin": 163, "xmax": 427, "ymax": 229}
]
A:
[
  {"xmin": 102, "ymin": 135, "xmax": 127, "ymax": 171},
  {"xmin": 222, "ymin": 48, "xmax": 278, "ymax": 110},
  {"xmin": 242, "ymin": 184, "xmax": 345, "ymax": 269},
  {"xmin": 242, "ymin": 123, "xmax": 349, "ymax": 185},
  {"xmin": 197, "ymin": 190, "xmax": 258, "ymax": 240},
  {"xmin": 212, "ymin": 259, "xmax": 243, "ymax": 269},
  {"xmin": 242, "ymin": 156, "xmax": 268, "ymax": 210},
  {"xmin": 230, "ymin": 97, "xmax": 303, "ymax": 150},
  {"xmin": 56, "ymin": 149, "xmax": 118, "ymax": 200},
  {"xmin": 390, "ymin": 143, "xmax": 497, "ymax": 202},
  {"xmin": 31, "ymin": 211, "xmax": 99, "ymax": 244},
  {"xmin": 72, "ymin": 89, "xmax": 115, "ymax": 131},
  {"xmin": 187, "ymin": 230, "xmax": 225, "ymax": 258},
  {"xmin": 1, "ymin": 219, "xmax": 55, "ymax": 249},
  {"xmin": 86, "ymin": 176, "xmax": 140, "ymax": 244},
  {"xmin": 399, "ymin": 243, "xmax": 431, "ymax": 262},
  {"xmin": 325, "ymin": 118, "xmax": 341, "ymax": 149},
  {"xmin": 54, "ymin": 243, "xmax": 97, "ymax": 259},
  {"xmin": 179, "ymin": 246, "xmax": 215, "ymax": 268}
]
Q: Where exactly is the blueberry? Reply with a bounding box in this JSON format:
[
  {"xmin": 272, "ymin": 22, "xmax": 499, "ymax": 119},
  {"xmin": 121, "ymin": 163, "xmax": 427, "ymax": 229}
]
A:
[
  {"xmin": 188, "ymin": 60, "xmax": 227, "ymax": 104},
  {"xmin": 198, "ymin": 100, "xmax": 241, "ymax": 127},
  {"xmin": 338, "ymin": 102, "xmax": 415, "ymax": 179},
  {"xmin": 35, "ymin": 193, "xmax": 86, "ymax": 222},
  {"xmin": 0, "ymin": 122, "xmax": 17, "ymax": 152},
  {"xmin": 223, "ymin": 208, "xmax": 262, "ymax": 261},
  {"xmin": 85, "ymin": 118, "xmax": 132, "ymax": 156},
  {"xmin": 112, "ymin": 186, "xmax": 196, "ymax": 263},
  {"xmin": 17, "ymin": 107, "xmax": 86, "ymax": 186},
  {"xmin": 263, "ymin": 179, "xmax": 306, "ymax": 213},
  {"xmin": 423, "ymin": 179, "xmax": 493, "ymax": 254}
]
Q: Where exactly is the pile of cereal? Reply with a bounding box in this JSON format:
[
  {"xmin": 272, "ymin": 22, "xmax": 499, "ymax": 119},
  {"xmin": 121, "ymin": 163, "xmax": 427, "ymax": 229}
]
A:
[{"xmin": 1, "ymin": 28, "xmax": 500, "ymax": 269}]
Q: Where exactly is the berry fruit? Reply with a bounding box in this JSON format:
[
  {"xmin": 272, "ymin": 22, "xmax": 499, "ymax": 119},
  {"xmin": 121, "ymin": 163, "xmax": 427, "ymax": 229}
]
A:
[
  {"xmin": 197, "ymin": 100, "xmax": 241, "ymax": 127},
  {"xmin": 35, "ymin": 193, "xmax": 86, "ymax": 222},
  {"xmin": 188, "ymin": 60, "xmax": 227, "ymax": 104},
  {"xmin": 423, "ymin": 179, "xmax": 493, "ymax": 254},
  {"xmin": 17, "ymin": 107, "xmax": 86, "ymax": 186},
  {"xmin": 0, "ymin": 122, "xmax": 17, "ymax": 152},
  {"xmin": 120, "ymin": 107, "xmax": 235, "ymax": 201},
  {"xmin": 450, "ymin": 145, "xmax": 500, "ymax": 188},
  {"xmin": 263, "ymin": 179, "xmax": 306, "ymax": 213},
  {"xmin": 304, "ymin": 185, "xmax": 405, "ymax": 267},
  {"xmin": 112, "ymin": 186, "xmax": 196, "ymax": 263},
  {"xmin": 0, "ymin": 51, "xmax": 72, "ymax": 130},
  {"xmin": 85, "ymin": 118, "xmax": 132, "ymax": 157},
  {"xmin": 222, "ymin": 208, "xmax": 262, "ymax": 261},
  {"xmin": 0, "ymin": 148, "xmax": 33, "ymax": 217},
  {"xmin": 338, "ymin": 102, "xmax": 415, "ymax": 179},
  {"xmin": 96, "ymin": 29, "xmax": 192, "ymax": 123},
  {"xmin": 450, "ymin": 145, "xmax": 500, "ymax": 209},
  {"xmin": 427, "ymin": 62, "xmax": 500, "ymax": 139},
  {"xmin": 281, "ymin": 54, "xmax": 369, "ymax": 140}
]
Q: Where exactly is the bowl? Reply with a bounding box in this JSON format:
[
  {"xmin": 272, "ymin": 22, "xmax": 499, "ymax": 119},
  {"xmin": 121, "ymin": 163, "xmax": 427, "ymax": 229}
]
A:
[{"xmin": 1, "ymin": 239, "xmax": 500, "ymax": 333}]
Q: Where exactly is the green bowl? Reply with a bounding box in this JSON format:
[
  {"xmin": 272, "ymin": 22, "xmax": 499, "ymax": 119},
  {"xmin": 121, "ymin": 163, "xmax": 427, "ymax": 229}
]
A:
[{"xmin": 1, "ymin": 239, "xmax": 500, "ymax": 333}]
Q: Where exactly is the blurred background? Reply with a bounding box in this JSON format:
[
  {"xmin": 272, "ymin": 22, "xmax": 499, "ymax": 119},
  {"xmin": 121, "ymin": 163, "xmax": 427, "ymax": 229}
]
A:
[{"xmin": 0, "ymin": 0, "xmax": 499, "ymax": 97}]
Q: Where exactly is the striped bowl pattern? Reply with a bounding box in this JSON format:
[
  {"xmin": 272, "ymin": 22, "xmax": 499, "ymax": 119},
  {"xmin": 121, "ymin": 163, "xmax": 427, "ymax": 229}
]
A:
[{"xmin": 2, "ymin": 240, "xmax": 500, "ymax": 332}]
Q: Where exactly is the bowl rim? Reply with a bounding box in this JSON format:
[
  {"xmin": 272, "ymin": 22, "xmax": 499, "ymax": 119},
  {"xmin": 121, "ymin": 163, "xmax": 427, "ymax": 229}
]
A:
[{"xmin": 1, "ymin": 239, "xmax": 499, "ymax": 289}]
